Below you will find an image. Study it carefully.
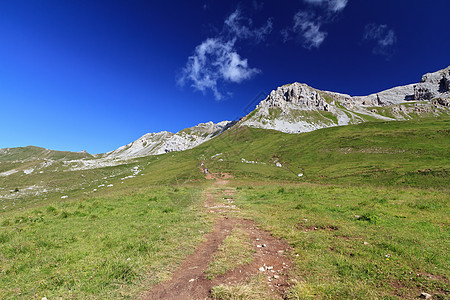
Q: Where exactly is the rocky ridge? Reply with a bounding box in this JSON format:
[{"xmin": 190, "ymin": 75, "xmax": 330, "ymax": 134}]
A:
[
  {"xmin": 242, "ymin": 66, "xmax": 450, "ymax": 133},
  {"xmin": 103, "ymin": 120, "xmax": 236, "ymax": 159},
  {"xmin": 1, "ymin": 66, "xmax": 449, "ymax": 168},
  {"xmin": 0, "ymin": 121, "xmax": 235, "ymax": 173}
]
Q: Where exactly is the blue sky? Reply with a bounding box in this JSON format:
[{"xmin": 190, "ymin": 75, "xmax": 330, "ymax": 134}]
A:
[{"xmin": 1, "ymin": 0, "xmax": 449, "ymax": 154}]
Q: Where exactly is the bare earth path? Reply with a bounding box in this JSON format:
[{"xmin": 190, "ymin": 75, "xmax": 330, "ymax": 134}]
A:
[{"xmin": 142, "ymin": 166, "xmax": 292, "ymax": 300}]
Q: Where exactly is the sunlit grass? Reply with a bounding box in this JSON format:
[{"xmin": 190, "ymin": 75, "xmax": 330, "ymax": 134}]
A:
[
  {"xmin": 234, "ymin": 184, "xmax": 450, "ymax": 299},
  {"xmin": 0, "ymin": 186, "xmax": 211, "ymax": 299}
]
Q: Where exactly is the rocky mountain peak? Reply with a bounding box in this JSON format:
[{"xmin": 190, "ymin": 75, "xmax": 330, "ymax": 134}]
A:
[
  {"xmin": 105, "ymin": 120, "xmax": 236, "ymax": 159},
  {"xmin": 242, "ymin": 65, "xmax": 450, "ymax": 134},
  {"xmin": 416, "ymin": 65, "xmax": 450, "ymax": 100},
  {"xmin": 258, "ymin": 82, "xmax": 330, "ymax": 111}
]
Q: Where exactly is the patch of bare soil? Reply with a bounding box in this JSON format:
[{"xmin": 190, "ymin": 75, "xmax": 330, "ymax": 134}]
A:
[
  {"xmin": 141, "ymin": 166, "xmax": 292, "ymax": 299},
  {"xmin": 143, "ymin": 217, "xmax": 235, "ymax": 300}
]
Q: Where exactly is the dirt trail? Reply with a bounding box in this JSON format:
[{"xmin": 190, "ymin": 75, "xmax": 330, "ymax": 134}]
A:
[{"xmin": 142, "ymin": 166, "xmax": 292, "ymax": 300}]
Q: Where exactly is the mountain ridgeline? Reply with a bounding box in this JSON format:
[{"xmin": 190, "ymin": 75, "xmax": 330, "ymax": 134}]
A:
[
  {"xmin": 1, "ymin": 65, "xmax": 449, "ymax": 165},
  {"xmin": 241, "ymin": 65, "xmax": 450, "ymax": 133},
  {"xmin": 101, "ymin": 120, "xmax": 236, "ymax": 159}
]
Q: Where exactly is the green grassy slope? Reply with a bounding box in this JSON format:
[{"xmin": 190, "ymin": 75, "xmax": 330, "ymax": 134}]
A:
[
  {"xmin": 0, "ymin": 185, "xmax": 211, "ymax": 299},
  {"xmin": 0, "ymin": 117, "xmax": 448, "ymax": 299},
  {"xmin": 196, "ymin": 117, "xmax": 450, "ymax": 188},
  {"xmin": 0, "ymin": 146, "xmax": 93, "ymax": 162},
  {"xmin": 235, "ymin": 184, "xmax": 449, "ymax": 299}
]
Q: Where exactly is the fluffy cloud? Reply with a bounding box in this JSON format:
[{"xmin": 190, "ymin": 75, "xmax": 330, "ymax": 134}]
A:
[
  {"xmin": 283, "ymin": 0, "xmax": 348, "ymax": 49},
  {"xmin": 363, "ymin": 23, "xmax": 397, "ymax": 58},
  {"xmin": 179, "ymin": 9, "xmax": 271, "ymax": 100},
  {"xmin": 179, "ymin": 38, "xmax": 260, "ymax": 100}
]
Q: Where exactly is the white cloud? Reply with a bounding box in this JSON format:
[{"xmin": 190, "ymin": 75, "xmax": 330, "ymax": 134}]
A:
[
  {"xmin": 329, "ymin": 0, "xmax": 348, "ymax": 12},
  {"xmin": 179, "ymin": 9, "xmax": 270, "ymax": 100},
  {"xmin": 293, "ymin": 11, "xmax": 327, "ymax": 49},
  {"xmin": 224, "ymin": 8, "xmax": 272, "ymax": 43},
  {"xmin": 303, "ymin": 0, "xmax": 348, "ymax": 12},
  {"xmin": 363, "ymin": 23, "xmax": 397, "ymax": 58},
  {"xmin": 284, "ymin": 0, "xmax": 348, "ymax": 49},
  {"xmin": 221, "ymin": 52, "xmax": 260, "ymax": 83}
]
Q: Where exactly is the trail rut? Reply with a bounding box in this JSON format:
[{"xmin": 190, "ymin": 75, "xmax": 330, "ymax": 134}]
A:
[{"xmin": 142, "ymin": 166, "xmax": 292, "ymax": 299}]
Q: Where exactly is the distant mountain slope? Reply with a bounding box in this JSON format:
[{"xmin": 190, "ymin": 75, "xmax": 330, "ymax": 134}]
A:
[
  {"xmin": 0, "ymin": 146, "xmax": 92, "ymax": 162},
  {"xmin": 0, "ymin": 121, "xmax": 236, "ymax": 175},
  {"xmin": 241, "ymin": 66, "xmax": 450, "ymax": 133},
  {"xmin": 1, "ymin": 65, "xmax": 449, "ymax": 166},
  {"xmin": 103, "ymin": 120, "xmax": 236, "ymax": 159}
]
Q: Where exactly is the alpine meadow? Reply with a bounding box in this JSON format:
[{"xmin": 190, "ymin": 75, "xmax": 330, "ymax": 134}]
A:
[{"xmin": 1, "ymin": 1, "xmax": 449, "ymax": 299}]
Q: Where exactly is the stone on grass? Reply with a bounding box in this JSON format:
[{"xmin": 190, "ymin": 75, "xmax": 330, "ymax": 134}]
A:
[{"xmin": 420, "ymin": 292, "xmax": 432, "ymax": 299}]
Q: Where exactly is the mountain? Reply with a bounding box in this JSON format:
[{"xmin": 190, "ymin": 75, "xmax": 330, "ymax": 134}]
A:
[
  {"xmin": 0, "ymin": 121, "xmax": 236, "ymax": 174},
  {"xmin": 0, "ymin": 146, "xmax": 92, "ymax": 162},
  {"xmin": 0, "ymin": 146, "xmax": 93, "ymax": 177},
  {"xmin": 241, "ymin": 66, "xmax": 450, "ymax": 133},
  {"xmin": 2, "ymin": 67, "xmax": 449, "ymax": 300},
  {"xmin": 102, "ymin": 120, "xmax": 236, "ymax": 159},
  {"xmin": 1, "ymin": 66, "xmax": 448, "ymax": 165}
]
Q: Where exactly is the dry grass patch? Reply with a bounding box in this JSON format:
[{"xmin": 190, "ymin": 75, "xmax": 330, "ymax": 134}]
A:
[
  {"xmin": 211, "ymin": 274, "xmax": 276, "ymax": 299},
  {"xmin": 205, "ymin": 227, "xmax": 255, "ymax": 279}
]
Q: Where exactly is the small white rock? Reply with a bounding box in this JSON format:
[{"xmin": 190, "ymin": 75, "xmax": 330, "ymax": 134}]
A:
[{"xmin": 420, "ymin": 292, "xmax": 432, "ymax": 299}]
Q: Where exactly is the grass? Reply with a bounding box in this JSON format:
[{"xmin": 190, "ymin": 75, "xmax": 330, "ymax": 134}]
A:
[
  {"xmin": 0, "ymin": 146, "xmax": 205, "ymax": 213},
  {"xmin": 0, "ymin": 116, "xmax": 449, "ymax": 299},
  {"xmin": 211, "ymin": 274, "xmax": 275, "ymax": 299},
  {"xmin": 319, "ymin": 111, "xmax": 339, "ymax": 124},
  {"xmin": 233, "ymin": 183, "xmax": 450, "ymax": 299},
  {"xmin": 197, "ymin": 117, "xmax": 450, "ymax": 188},
  {"xmin": 0, "ymin": 145, "xmax": 92, "ymax": 162},
  {"xmin": 205, "ymin": 227, "xmax": 255, "ymax": 279},
  {"xmin": 0, "ymin": 186, "xmax": 211, "ymax": 299}
]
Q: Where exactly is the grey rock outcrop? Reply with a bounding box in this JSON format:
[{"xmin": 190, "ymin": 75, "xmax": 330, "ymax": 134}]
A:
[
  {"xmin": 262, "ymin": 83, "xmax": 330, "ymax": 111},
  {"xmin": 354, "ymin": 84, "xmax": 416, "ymax": 106},
  {"xmin": 414, "ymin": 66, "xmax": 450, "ymax": 100},
  {"xmin": 105, "ymin": 120, "xmax": 236, "ymax": 159},
  {"xmin": 242, "ymin": 65, "xmax": 450, "ymax": 134}
]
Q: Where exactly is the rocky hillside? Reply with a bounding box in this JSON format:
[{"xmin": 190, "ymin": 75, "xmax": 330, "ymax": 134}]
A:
[
  {"xmin": 0, "ymin": 121, "xmax": 236, "ymax": 176},
  {"xmin": 241, "ymin": 66, "xmax": 450, "ymax": 133},
  {"xmin": 103, "ymin": 120, "xmax": 236, "ymax": 159}
]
